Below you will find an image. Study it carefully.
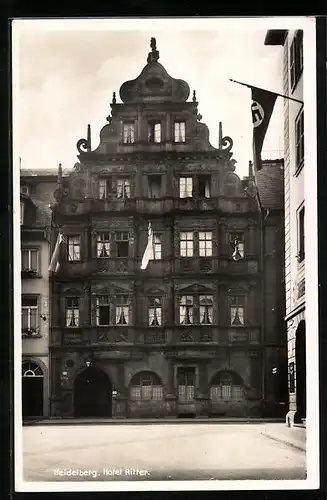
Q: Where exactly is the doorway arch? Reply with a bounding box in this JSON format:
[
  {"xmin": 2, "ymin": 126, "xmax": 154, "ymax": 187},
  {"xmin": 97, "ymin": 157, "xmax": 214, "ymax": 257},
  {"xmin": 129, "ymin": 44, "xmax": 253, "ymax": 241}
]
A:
[
  {"xmin": 22, "ymin": 360, "xmax": 44, "ymax": 418},
  {"xmin": 74, "ymin": 367, "xmax": 112, "ymax": 417},
  {"xmin": 295, "ymin": 320, "xmax": 306, "ymax": 421}
]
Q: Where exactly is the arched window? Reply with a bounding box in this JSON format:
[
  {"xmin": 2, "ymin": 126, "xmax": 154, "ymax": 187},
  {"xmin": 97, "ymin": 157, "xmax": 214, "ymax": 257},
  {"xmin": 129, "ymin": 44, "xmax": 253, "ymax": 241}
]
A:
[
  {"xmin": 130, "ymin": 371, "xmax": 163, "ymax": 401},
  {"xmin": 210, "ymin": 371, "xmax": 244, "ymax": 401},
  {"xmin": 22, "ymin": 361, "xmax": 43, "ymax": 377}
]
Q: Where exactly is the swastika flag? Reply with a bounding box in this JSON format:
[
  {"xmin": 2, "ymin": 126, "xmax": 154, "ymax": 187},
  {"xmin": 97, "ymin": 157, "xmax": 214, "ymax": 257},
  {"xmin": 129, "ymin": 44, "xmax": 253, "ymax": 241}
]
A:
[{"xmin": 251, "ymin": 87, "xmax": 277, "ymax": 171}]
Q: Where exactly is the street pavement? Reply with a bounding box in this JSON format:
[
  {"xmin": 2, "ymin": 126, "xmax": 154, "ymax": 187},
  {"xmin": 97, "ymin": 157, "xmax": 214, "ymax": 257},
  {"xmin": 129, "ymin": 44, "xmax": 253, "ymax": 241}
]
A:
[{"xmin": 22, "ymin": 423, "xmax": 306, "ymax": 482}]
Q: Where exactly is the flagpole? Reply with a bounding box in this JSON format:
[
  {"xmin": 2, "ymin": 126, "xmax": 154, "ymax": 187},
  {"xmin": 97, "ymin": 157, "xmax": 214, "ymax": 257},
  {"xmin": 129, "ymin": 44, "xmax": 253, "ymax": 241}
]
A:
[{"xmin": 229, "ymin": 79, "xmax": 304, "ymax": 105}]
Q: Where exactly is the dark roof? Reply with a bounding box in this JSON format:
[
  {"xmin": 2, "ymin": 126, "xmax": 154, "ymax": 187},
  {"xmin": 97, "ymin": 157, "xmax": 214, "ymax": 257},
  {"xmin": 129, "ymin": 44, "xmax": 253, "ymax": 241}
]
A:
[
  {"xmin": 255, "ymin": 160, "xmax": 284, "ymax": 210},
  {"xmin": 264, "ymin": 30, "xmax": 288, "ymax": 46}
]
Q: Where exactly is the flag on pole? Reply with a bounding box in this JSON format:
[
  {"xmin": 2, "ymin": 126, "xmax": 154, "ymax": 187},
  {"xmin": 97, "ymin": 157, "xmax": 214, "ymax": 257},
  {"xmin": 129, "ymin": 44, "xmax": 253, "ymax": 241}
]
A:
[
  {"xmin": 140, "ymin": 222, "xmax": 154, "ymax": 270},
  {"xmin": 251, "ymin": 86, "xmax": 278, "ymax": 171},
  {"xmin": 48, "ymin": 232, "xmax": 65, "ymax": 273}
]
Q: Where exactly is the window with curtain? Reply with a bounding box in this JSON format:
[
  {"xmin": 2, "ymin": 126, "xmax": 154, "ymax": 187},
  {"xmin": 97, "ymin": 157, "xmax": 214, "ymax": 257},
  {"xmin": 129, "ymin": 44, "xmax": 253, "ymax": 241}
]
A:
[
  {"xmin": 229, "ymin": 232, "xmax": 245, "ymax": 260},
  {"xmin": 22, "ymin": 296, "xmax": 38, "ymax": 333},
  {"xmin": 180, "ymin": 232, "xmax": 193, "ymax": 257},
  {"xmin": 199, "ymin": 231, "xmax": 212, "ymax": 257},
  {"xmin": 148, "ymin": 122, "xmax": 161, "ymax": 143},
  {"xmin": 179, "ymin": 295, "xmax": 194, "ymax": 325},
  {"xmin": 199, "ymin": 295, "xmax": 213, "ymax": 325},
  {"xmin": 99, "ymin": 178, "xmax": 111, "ymax": 199},
  {"xmin": 197, "ymin": 175, "xmax": 211, "ymax": 198},
  {"xmin": 116, "ymin": 178, "xmax": 131, "ymax": 199},
  {"xmin": 179, "ymin": 177, "xmax": 193, "ymax": 198},
  {"xmin": 67, "ymin": 236, "xmax": 80, "ymax": 261},
  {"xmin": 21, "ymin": 248, "xmax": 39, "ymax": 272},
  {"xmin": 97, "ymin": 232, "xmax": 111, "ymax": 258},
  {"xmin": 115, "ymin": 296, "xmax": 129, "ymax": 325},
  {"xmin": 148, "ymin": 297, "xmax": 162, "ymax": 326},
  {"xmin": 65, "ymin": 297, "xmax": 80, "ymax": 327},
  {"xmin": 174, "ymin": 121, "xmax": 186, "ymax": 142},
  {"xmin": 130, "ymin": 372, "xmax": 163, "ymax": 401},
  {"xmin": 96, "ymin": 295, "xmax": 110, "ymax": 326},
  {"xmin": 210, "ymin": 371, "xmax": 244, "ymax": 401},
  {"xmin": 123, "ymin": 122, "xmax": 135, "ymax": 144},
  {"xmin": 230, "ymin": 296, "xmax": 245, "ymax": 326}
]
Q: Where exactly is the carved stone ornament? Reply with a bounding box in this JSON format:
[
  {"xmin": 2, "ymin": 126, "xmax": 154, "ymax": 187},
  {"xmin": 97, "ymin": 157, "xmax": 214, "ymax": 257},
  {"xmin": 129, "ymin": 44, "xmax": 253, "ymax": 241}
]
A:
[{"xmin": 221, "ymin": 136, "xmax": 234, "ymax": 154}]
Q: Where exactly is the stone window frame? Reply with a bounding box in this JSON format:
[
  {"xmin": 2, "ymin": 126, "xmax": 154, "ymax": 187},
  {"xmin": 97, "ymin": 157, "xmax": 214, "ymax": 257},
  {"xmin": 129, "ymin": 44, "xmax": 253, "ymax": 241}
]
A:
[{"xmin": 178, "ymin": 293, "xmax": 214, "ymax": 326}]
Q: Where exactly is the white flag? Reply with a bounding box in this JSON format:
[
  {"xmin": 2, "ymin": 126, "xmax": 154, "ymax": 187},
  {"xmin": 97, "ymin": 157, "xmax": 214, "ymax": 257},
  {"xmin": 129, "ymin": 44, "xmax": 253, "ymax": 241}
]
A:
[
  {"xmin": 141, "ymin": 222, "xmax": 154, "ymax": 270},
  {"xmin": 48, "ymin": 232, "xmax": 65, "ymax": 273}
]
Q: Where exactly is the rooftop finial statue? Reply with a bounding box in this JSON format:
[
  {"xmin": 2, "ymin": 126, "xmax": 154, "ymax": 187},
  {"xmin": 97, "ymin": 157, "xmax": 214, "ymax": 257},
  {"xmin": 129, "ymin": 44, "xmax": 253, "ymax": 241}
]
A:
[{"xmin": 147, "ymin": 37, "xmax": 159, "ymax": 63}]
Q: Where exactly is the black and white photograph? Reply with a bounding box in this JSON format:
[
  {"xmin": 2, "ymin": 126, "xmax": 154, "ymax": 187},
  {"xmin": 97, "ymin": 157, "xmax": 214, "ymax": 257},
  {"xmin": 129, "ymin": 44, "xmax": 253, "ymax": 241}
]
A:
[{"xmin": 12, "ymin": 17, "xmax": 319, "ymax": 492}]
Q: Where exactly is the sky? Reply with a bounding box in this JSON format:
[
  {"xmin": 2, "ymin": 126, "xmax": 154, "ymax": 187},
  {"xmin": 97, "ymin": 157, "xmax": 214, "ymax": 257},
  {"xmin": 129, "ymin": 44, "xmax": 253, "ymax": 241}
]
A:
[{"xmin": 13, "ymin": 19, "xmax": 286, "ymax": 180}]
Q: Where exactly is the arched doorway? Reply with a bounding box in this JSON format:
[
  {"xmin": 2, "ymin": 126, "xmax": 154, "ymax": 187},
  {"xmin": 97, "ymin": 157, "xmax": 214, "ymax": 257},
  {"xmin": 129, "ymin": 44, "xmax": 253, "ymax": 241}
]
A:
[
  {"xmin": 129, "ymin": 371, "xmax": 164, "ymax": 418},
  {"xmin": 209, "ymin": 370, "xmax": 245, "ymax": 417},
  {"xmin": 74, "ymin": 367, "xmax": 112, "ymax": 417},
  {"xmin": 295, "ymin": 320, "xmax": 306, "ymax": 421},
  {"xmin": 22, "ymin": 361, "xmax": 44, "ymax": 418}
]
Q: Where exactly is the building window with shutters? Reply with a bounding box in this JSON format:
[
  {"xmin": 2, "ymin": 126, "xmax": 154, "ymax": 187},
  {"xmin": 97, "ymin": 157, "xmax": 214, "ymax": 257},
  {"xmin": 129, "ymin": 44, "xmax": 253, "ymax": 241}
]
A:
[
  {"xmin": 148, "ymin": 121, "xmax": 161, "ymax": 143},
  {"xmin": 148, "ymin": 297, "xmax": 162, "ymax": 326},
  {"xmin": 21, "ymin": 248, "xmax": 39, "ymax": 273},
  {"xmin": 22, "ymin": 295, "xmax": 39, "ymax": 335},
  {"xmin": 65, "ymin": 297, "xmax": 80, "ymax": 328},
  {"xmin": 297, "ymin": 205, "xmax": 305, "ymax": 263},
  {"xmin": 199, "ymin": 231, "xmax": 212, "ymax": 257},
  {"xmin": 116, "ymin": 178, "xmax": 131, "ymax": 199},
  {"xmin": 115, "ymin": 296, "xmax": 129, "ymax": 325},
  {"xmin": 99, "ymin": 178, "xmax": 112, "ymax": 199},
  {"xmin": 295, "ymin": 109, "xmax": 304, "ymax": 172},
  {"xmin": 179, "ymin": 177, "xmax": 193, "ymax": 198},
  {"xmin": 67, "ymin": 235, "xmax": 80, "ymax": 261},
  {"xmin": 96, "ymin": 295, "xmax": 110, "ymax": 326},
  {"xmin": 123, "ymin": 122, "xmax": 135, "ymax": 144},
  {"xmin": 174, "ymin": 121, "xmax": 186, "ymax": 143},
  {"xmin": 177, "ymin": 367, "xmax": 195, "ymax": 402},
  {"xmin": 115, "ymin": 232, "xmax": 129, "ymax": 258},
  {"xmin": 290, "ymin": 30, "xmax": 303, "ymax": 91},
  {"xmin": 210, "ymin": 371, "xmax": 245, "ymax": 401},
  {"xmin": 180, "ymin": 232, "xmax": 193, "ymax": 257},
  {"xmin": 130, "ymin": 372, "xmax": 164, "ymax": 401},
  {"xmin": 97, "ymin": 232, "xmax": 111, "ymax": 258},
  {"xmin": 229, "ymin": 296, "xmax": 245, "ymax": 326},
  {"xmin": 179, "ymin": 295, "xmax": 194, "ymax": 325}
]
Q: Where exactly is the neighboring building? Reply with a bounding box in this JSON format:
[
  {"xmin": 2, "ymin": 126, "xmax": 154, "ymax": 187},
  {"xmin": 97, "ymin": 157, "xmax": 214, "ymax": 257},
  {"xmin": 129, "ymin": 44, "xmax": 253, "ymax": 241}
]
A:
[
  {"xmin": 20, "ymin": 169, "xmax": 69, "ymax": 419},
  {"xmin": 265, "ymin": 30, "xmax": 306, "ymax": 425},
  {"xmin": 49, "ymin": 38, "xmax": 286, "ymax": 419}
]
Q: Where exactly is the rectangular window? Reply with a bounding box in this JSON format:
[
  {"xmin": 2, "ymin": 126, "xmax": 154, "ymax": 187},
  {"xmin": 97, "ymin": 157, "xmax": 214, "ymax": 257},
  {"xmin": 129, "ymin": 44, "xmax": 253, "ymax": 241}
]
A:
[
  {"xmin": 179, "ymin": 177, "xmax": 193, "ymax": 198},
  {"xmin": 65, "ymin": 297, "xmax": 80, "ymax": 328},
  {"xmin": 148, "ymin": 121, "xmax": 161, "ymax": 143},
  {"xmin": 123, "ymin": 122, "xmax": 135, "ymax": 144},
  {"xmin": 99, "ymin": 178, "xmax": 112, "ymax": 199},
  {"xmin": 174, "ymin": 121, "xmax": 186, "ymax": 142},
  {"xmin": 96, "ymin": 295, "xmax": 110, "ymax": 326},
  {"xmin": 21, "ymin": 248, "xmax": 39, "ymax": 272},
  {"xmin": 130, "ymin": 373, "xmax": 163, "ymax": 401},
  {"xmin": 177, "ymin": 367, "xmax": 195, "ymax": 402},
  {"xmin": 230, "ymin": 296, "xmax": 245, "ymax": 326},
  {"xmin": 290, "ymin": 30, "xmax": 303, "ymax": 90},
  {"xmin": 148, "ymin": 175, "xmax": 162, "ymax": 198},
  {"xmin": 148, "ymin": 297, "xmax": 162, "ymax": 326},
  {"xmin": 115, "ymin": 232, "xmax": 129, "ymax": 258},
  {"xmin": 153, "ymin": 233, "xmax": 162, "ymax": 260},
  {"xmin": 179, "ymin": 295, "xmax": 194, "ymax": 325},
  {"xmin": 199, "ymin": 231, "xmax": 212, "ymax": 257},
  {"xmin": 115, "ymin": 296, "xmax": 129, "ymax": 325},
  {"xmin": 97, "ymin": 232, "xmax": 110, "ymax": 258},
  {"xmin": 20, "ymin": 201, "xmax": 24, "ymax": 225},
  {"xmin": 229, "ymin": 232, "xmax": 245, "ymax": 259},
  {"xmin": 197, "ymin": 175, "xmax": 211, "ymax": 198},
  {"xmin": 22, "ymin": 296, "xmax": 38, "ymax": 332},
  {"xmin": 67, "ymin": 235, "xmax": 80, "ymax": 261},
  {"xmin": 180, "ymin": 232, "xmax": 193, "ymax": 257},
  {"xmin": 116, "ymin": 178, "xmax": 131, "ymax": 199},
  {"xmin": 295, "ymin": 109, "xmax": 304, "ymax": 171},
  {"xmin": 199, "ymin": 295, "xmax": 213, "ymax": 325},
  {"xmin": 297, "ymin": 206, "xmax": 305, "ymax": 263}
]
